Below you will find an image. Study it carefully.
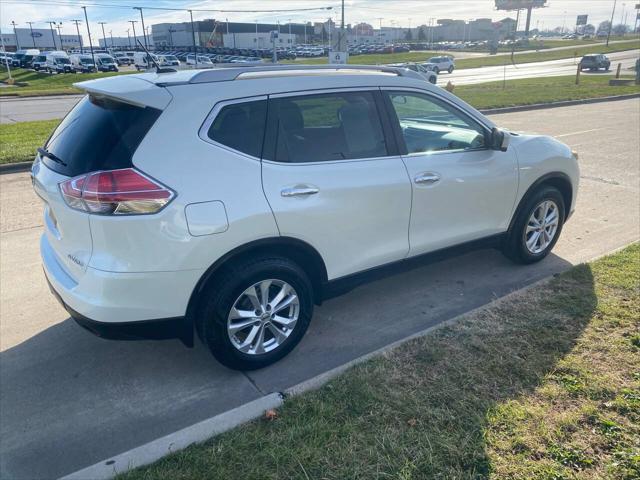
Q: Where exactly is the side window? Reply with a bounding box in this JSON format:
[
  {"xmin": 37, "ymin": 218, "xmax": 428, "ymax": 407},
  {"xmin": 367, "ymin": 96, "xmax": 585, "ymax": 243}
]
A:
[
  {"xmin": 386, "ymin": 91, "xmax": 486, "ymax": 154},
  {"xmin": 207, "ymin": 100, "xmax": 267, "ymax": 158},
  {"xmin": 266, "ymin": 91, "xmax": 388, "ymax": 163}
]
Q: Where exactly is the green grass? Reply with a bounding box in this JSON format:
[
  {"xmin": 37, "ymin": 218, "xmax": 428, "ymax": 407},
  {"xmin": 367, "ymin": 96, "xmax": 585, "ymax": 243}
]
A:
[
  {"xmin": 1, "ymin": 74, "xmax": 637, "ymax": 165},
  {"xmin": 119, "ymin": 243, "xmax": 640, "ymax": 480},
  {"xmin": 288, "ymin": 39, "xmax": 639, "ymax": 69},
  {"xmin": 0, "ymin": 68, "xmax": 131, "ymax": 97},
  {"xmin": 0, "ymin": 119, "xmax": 59, "ymax": 164},
  {"xmin": 454, "ymin": 74, "xmax": 640, "ymax": 110}
]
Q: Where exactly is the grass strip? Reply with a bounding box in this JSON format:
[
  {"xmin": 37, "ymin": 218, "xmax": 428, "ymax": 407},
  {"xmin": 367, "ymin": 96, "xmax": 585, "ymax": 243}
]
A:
[
  {"xmin": 0, "ymin": 68, "xmax": 132, "ymax": 97},
  {"xmin": 119, "ymin": 243, "xmax": 640, "ymax": 480},
  {"xmin": 0, "ymin": 119, "xmax": 59, "ymax": 165}
]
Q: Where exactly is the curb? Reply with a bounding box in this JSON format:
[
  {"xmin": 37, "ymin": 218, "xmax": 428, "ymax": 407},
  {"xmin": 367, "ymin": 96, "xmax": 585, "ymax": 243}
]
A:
[
  {"xmin": 59, "ymin": 393, "xmax": 284, "ymax": 480},
  {"xmin": 479, "ymin": 93, "xmax": 640, "ymax": 115},
  {"xmin": 0, "ymin": 161, "xmax": 32, "ymax": 175},
  {"xmin": 58, "ymin": 241, "xmax": 637, "ymax": 479}
]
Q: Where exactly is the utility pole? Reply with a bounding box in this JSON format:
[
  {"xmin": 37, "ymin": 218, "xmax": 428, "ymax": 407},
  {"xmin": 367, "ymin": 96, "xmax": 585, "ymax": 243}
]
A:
[
  {"xmin": 128, "ymin": 20, "xmax": 138, "ymax": 50},
  {"xmin": 48, "ymin": 21, "xmax": 57, "ymax": 50},
  {"xmin": 169, "ymin": 28, "xmax": 175, "ymax": 48},
  {"xmin": 26, "ymin": 22, "xmax": 37, "ymax": 48},
  {"xmin": 56, "ymin": 23, "xmax": 63, "ymax": 50},
  {"xmin": 110, "ymin": 30, "xmax": 114, "ymax": 48},
  {"xmin": 82, "ymin": 6, "xmax": 95, "ymax": 67},
  {"xmin": 11, "ymin": 21, "xmax": 20, "ymax": 50},
  {"xmin": 72, "ymin": 20, "xmax": 83, "ymax": 52},
  {"xmin": 189, "ymin": 10, "xmax": 198, "ymax": 67},
  {"xmin": 340, "ymin": 0, "xmax": 345, "ymax": 51},
  {"xmin": 134, "ymin": 8, "xmax": 149, "ymax": 50},
  {"xmin": 98, "ymin": 22, "xmax": 107, "ymax": 49},
  {"xmin": 607, "ymin": 0, "xmax": 617, "ymax": 46},
  {"xmin": 126, "ymin": 29, "xmax": 131, "ymax": 49}
]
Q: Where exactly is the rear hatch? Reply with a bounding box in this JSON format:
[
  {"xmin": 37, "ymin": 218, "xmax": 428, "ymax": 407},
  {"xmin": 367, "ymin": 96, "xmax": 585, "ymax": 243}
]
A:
[{"xmin": 32, "ymin": 75, "xmax": 171, "ymax": 279}]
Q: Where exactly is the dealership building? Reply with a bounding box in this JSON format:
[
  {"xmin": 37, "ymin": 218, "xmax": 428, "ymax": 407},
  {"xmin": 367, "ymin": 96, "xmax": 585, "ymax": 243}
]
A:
[{"xmin": 0, "ymin": 28, "xmax": 81, "ymax": 51}]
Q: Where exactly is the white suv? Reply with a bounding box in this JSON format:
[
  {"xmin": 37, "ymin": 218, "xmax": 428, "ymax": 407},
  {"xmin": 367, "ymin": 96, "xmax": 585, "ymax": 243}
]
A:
[
  {"xmin": 33, "ymin": 65, "xmax": 579, "ymax": 370},
  {"xmin": 423, "ymin": 56, "xmax": 455, "ymax": 74}
]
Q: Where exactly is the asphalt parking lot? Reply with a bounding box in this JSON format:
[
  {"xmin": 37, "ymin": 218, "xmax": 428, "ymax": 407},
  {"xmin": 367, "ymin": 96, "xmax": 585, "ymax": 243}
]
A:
[{"xmin": 1, "ymin": 99, "xmax": 639, "ymax": 479}]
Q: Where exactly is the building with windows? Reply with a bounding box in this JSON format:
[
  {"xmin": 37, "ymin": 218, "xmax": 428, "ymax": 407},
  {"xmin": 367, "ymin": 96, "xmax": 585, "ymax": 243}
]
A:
[
  {"xmin": 0, "ymin": 29, "xmax": 81, "ymax": 51},
  {"xmin": 98, "ymin": 36, "xmax": 151, "ymax": 49},
  {"xmin": 152, "ymin": 20, "xmax": 311, "ymax": 49}
]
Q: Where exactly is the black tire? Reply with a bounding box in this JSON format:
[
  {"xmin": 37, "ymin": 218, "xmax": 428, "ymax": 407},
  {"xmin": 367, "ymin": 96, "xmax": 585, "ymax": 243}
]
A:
[
  {"xmin": 197, "ymin": 256, "xmax": 314, "ymax": 370},
  {"xmin": 502, "ymin": 186, "xmax": 565, "ymax": 264},
  {"xmin": 448, "ymin": 66, "xmax": 454, "ymax": 73},
  {"xmin": 434, "ymin": 66, "xmax": 440, "ymax": 74}
]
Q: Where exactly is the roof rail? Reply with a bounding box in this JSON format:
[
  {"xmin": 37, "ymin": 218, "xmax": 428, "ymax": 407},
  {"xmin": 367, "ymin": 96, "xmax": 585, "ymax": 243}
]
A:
[{"xmin": 185, "ymin": 64, "xmax": 424, "ymax": 85}]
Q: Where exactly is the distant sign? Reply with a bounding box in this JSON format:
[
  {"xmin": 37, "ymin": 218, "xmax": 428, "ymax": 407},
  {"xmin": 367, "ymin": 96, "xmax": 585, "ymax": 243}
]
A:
[
  {"xmin": 329, "ymin": 51, "xmax": 348, "ymax": 64},
  {"xmin": 495, "ymin": 0, "xmax": 547, "ymax": 10},
  {"xmin": 576, "ymin": 15, "xmax": 588, "ymax": 26},
  {"xmin": 31, "ymin": 32, "xmax": 43, "ymax": 38}
]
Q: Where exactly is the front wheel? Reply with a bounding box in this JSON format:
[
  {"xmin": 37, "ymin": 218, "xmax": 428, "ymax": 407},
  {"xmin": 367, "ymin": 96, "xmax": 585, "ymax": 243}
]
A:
[
  {"xmin": 502, "ymin": 186, "xmax": 565, "ymax": 264},
  {"xmin": 197, "ymin": 256, "xmax": 314, "ymax": 370},
  {"xmin": 434, "ymin": 66, "xmax": 440, "ymax": 74},
  {"xmin": 448, "ymin": 66, "xmax": 454, "ymax": 73}
]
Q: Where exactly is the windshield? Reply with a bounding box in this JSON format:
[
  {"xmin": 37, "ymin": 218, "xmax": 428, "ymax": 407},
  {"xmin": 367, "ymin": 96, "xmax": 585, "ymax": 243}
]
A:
[
  {"xmin": 98, "ymin": 57, "xmax": 115, "ymax": 64},
  {"xmin": 43, "ymin": 95, "xmax": 162, "ymax": 177},
  {"xmin": 56, "ymin": 58, "xmax": 70, "ymax": 64},
  {"xmin": 164, "ymin": 56, "xmax": 178, "ymax": 61},
  {"xmin": 80, "ymin": 58, "xmax": 94, "ymax": 64},
  {"xmin": 197, "ymin": 56, "xmax": 212, "ymax": 62}
]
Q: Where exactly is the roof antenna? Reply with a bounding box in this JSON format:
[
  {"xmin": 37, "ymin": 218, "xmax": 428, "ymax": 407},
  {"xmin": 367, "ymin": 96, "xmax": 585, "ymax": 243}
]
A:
[{"xmin": 136, "ymin": 38, "xmax": 176, "ymax": 74}]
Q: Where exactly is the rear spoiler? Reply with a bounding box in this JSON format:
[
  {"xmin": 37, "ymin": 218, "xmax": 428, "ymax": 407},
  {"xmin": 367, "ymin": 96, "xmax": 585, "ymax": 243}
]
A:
[{"xmin": 73, "ymin": 75, "xmax": 172, "ymax": 110}]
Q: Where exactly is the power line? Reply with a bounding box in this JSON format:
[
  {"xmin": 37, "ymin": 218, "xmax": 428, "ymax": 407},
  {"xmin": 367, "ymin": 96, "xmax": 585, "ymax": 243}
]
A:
[{"xmin": 2, "ymin": 0, "xmax": 335, "ymax": 14}]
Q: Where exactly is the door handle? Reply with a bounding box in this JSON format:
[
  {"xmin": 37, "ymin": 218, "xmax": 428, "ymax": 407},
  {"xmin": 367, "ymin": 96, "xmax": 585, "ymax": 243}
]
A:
[
  {"xmin": 281, "ymin": 186, "xmax": 319, "ymax": 197},
  {"xmin": 414, "ymin": 173, "xmax": 441, "ymax": 185}
]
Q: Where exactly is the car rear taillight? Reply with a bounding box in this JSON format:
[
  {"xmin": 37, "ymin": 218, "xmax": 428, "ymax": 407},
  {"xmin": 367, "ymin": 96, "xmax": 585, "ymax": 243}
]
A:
[{"xmin": 59, "ymin": 168, "xmax": 174, "ymax": 215}]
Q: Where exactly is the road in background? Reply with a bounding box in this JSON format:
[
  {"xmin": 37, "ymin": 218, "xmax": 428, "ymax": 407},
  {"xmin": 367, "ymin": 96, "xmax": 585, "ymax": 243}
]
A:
[
  {"xmin": 1, "ymin": 99, "xmax": 639, "ymax": 480},
  {"xmin": 1, "ymin": 49, "xmax": 638, "ymax": 124}
]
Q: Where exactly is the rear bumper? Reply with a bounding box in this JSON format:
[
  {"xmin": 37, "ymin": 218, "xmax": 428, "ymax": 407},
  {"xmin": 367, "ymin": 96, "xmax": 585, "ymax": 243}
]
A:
[{"xmin": 41, "ymin": 234, "xmax": 201, "ymax": 345}]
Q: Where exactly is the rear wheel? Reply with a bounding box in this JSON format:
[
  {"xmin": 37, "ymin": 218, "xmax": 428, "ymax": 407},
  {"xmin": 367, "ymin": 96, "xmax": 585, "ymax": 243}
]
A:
[
  {"xmin": 197, "ymin": 256, "xmax": 314, "ymax": 370},
  {"xmin": 502, "ymin": 186, "xmax": 565, "ymax": 264},
  {"xmin": 434, "ymin": 66, "xmax": 440, "ymax": 74}
]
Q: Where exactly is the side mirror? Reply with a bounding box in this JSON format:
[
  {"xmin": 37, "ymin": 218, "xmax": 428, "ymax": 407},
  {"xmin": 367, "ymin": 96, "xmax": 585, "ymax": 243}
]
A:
[{"xmin": 491, "ymin": 127, "xmax": 510, "ymax": 152}]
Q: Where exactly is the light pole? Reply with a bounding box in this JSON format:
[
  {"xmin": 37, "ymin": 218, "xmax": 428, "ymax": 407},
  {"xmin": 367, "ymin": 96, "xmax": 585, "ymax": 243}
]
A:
[
  {"xmin": 56, "ymin": 23, "xmax": 63, "ymax": 50},
  {"xmin": 48, "ymin": 21, "xmax": 57, "ymax": 50},
  {"xmin": 11, "ymin": 21, "xmax": 20, "ymax": 50},
  {"xmin": 189, "ymin": 10, "xmax": 197, "ymax": 66},
  {"xmin": 168, "ymin": 28, "xmax": 175, "ymax": 48},
  {"xmin": 255, "ymin": 20, "xmax": 258, "ymax": 46},
  {"xmin": 134, "ymin": 8, "xmax": 149, "ymax": 50},
  {"xmin": 128, "ymin": 20, "xmax": 138, "ymax": 50},
  {"xmin": 126, "ymin": 29, "xmax": 131, "ymax": 49},
  {"xmin": 26, "ymin": 22, "xmax": 37, "ymax": 48},
  {"xmin": 98, "ymin": 22, "xmax": 107, "ymax": 50},
  {"xmin": 109, "ymin": 31, "xmax": 114, "ymax": 49},
  {"xmin": 561, "ymin": 11, "xmax": 567, "ymax": 34},
  {"xmin": 607, "ymin": 0, "xmax": 617, "ymax": 46},
  {"xmin": 72, "ymin": 20, "xmax": 82, "ymax": 52},
  {"xmin": 82, "ymin": 6, "xmax": 95, "ymax": 67}
]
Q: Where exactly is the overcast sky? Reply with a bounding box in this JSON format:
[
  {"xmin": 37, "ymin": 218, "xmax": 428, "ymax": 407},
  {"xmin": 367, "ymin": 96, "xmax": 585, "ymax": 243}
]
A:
[{"xmin": 0, "ymin": 0, "xmax": 630, "ymax": 41}]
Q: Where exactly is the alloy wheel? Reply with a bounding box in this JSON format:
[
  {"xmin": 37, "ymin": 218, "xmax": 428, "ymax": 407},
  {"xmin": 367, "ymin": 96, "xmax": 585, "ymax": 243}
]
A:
[{"xmin": 524, "ymin": 200, "xmax": 559, "ymax": 254}]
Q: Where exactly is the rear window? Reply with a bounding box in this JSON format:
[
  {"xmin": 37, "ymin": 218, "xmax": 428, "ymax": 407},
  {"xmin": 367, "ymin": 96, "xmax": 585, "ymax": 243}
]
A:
[
  {"xmin": 207, "ymin": 100, "xmax": 267, "ymax": 158},
  {"xmin": 43, "ymin": 95, "xmax": 161, "ymax": 177}
]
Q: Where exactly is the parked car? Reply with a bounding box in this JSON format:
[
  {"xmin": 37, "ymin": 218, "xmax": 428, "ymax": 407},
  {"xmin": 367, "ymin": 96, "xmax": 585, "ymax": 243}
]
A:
[
  {"xmin": 134, "ymin": 52, "xmax": 159, "ymax": 70},
  {"xmin": 112, "ymin": 52, "xmax": 134, "ymax": 66},
  {"xmin": 70, "ymin": 54, "xmax": 96, "ymax": 73},
  {"xmin": 45, "ymin": 51, "xmax": 73, "ymax": 74},
  {"xmin": 33, "ymin": 64, "xmax": 579, "ymax": 370},
  {"xmin": 12, "ymin": 49, "xmax": 40, "ymax": 68},
  {"xmin": 186, "ymin": 54, "xmax": 214, "ymax": 66},
  {"xmin": 31, "ymin": 54, "xmax": 48, "ymax": 71},
  {"xmin": 579, "ymin": 54, "xmax": 610, "ymax": 71},
  {"xmin": 95, "ymin": 53, "xmax": 119, "ymax": 72},
  {"xmin": 388, "ymin": 63, "xmax": 437, "ymax": 84},
  {"xmin": 423, "ymin": 56, "xmax": 455, "ymax": 74},
  {"xmin": 158, "ymin": 54, "xmax": 180, "ymax": 67}
]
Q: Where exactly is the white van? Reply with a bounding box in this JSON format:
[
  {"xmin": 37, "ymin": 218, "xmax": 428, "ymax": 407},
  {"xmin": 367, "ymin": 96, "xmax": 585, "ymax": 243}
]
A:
[
  {"xmin": 95, "ymin": 53, "xmax": 119, "ymax": 72},
  {"xmin": 133, "ymin": 52, "xmax": 159, "ymax": 70},
  {"xmin": 45, "ymin": 51, "xmax": 73, "ymax": 74},
  {"xmin": 31, "ymin": 54, "xmax": 48, "ymax": 71},
  {"xmin": 70, "ymin": 54, "xmax": 96, "ymax": 73},
  {"xmin": 12, "ymin": 49, "xmax": 40, "ymax": 68}
]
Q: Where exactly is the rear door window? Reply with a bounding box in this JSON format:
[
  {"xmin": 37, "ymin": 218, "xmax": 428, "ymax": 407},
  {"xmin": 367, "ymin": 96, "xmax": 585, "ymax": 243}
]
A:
[
  {"xmin": 206, "ymin": 100, "xmax": 267, "ymax": 158},
  {"xmin": 43, "ymin": 95, "xmax": 161, "ymax": 177},
  {"xmin": 264, "ymin": 91, "xmax": 389, "ymax": 163}
]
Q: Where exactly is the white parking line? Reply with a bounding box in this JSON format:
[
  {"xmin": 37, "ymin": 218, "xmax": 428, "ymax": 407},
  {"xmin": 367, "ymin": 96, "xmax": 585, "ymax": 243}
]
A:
[{"xmin": 556, "ymin": 128, "xmax": 602, "ymax": 138}]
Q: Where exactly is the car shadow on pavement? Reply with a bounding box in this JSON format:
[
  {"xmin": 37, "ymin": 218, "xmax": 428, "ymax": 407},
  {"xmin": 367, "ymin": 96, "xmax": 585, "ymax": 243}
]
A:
[{"xmin": 0, "ymin": 248, "xmax": 575, "ymax": 479}]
